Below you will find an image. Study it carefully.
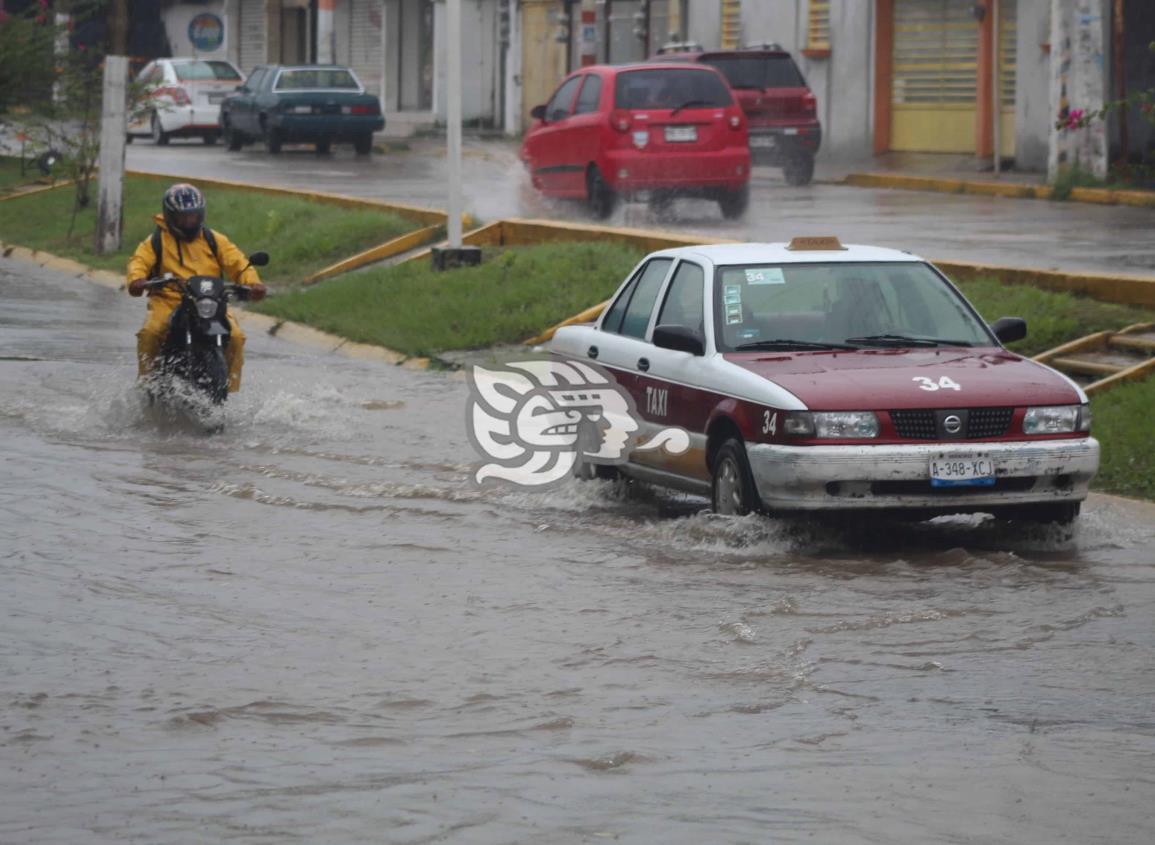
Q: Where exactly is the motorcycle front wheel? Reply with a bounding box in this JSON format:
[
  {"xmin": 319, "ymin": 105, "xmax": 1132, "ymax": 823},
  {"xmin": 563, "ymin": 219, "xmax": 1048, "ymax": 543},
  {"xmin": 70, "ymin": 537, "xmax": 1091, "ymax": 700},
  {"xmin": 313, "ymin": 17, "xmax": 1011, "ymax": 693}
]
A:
[{"xmin": 192, "ymin": 347, "xmax": 229, "ymax": 406}]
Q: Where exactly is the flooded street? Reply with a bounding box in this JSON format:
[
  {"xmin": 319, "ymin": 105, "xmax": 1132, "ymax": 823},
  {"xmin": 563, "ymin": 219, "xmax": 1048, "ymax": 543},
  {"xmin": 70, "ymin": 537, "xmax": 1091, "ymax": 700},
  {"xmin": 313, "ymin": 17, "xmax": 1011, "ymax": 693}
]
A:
[{"xmin": 2, "ymin": 254, "xmax": 1154, "ymax": 844}]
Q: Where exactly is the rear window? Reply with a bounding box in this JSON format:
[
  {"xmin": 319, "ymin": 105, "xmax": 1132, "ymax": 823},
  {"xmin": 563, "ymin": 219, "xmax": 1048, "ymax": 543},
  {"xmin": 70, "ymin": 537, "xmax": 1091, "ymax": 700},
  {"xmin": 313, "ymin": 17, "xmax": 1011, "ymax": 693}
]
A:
[
  {"xmin": 614, "ymin": 68, "xmax": 732, "ymax": 110},
  {"xmin": 275, "ymin": 68, "xmax": 360, "ymax": 91},
  {"xmin": 702, "ymin": 55, "xmax": 805, "ymax": 89},
  {"xmin": 173, "ymin": 61, "xmax": 242, "ymax": 82}
]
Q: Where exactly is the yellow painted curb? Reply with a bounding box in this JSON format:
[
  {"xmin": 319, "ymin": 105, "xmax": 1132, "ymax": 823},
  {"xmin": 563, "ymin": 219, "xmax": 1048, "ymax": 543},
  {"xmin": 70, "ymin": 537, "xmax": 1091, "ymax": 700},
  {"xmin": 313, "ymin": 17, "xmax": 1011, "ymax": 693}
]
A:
[
  {"xmin": 0, "ymin": 179, "xmax": 76, "ymax": 202},
  {"xmin": 844, "ymin": 171, "xmax": 1155, "ymax": 208},
  {"xmin": 398, "ymin": 220, "xmax": 507, "ymax": 265},
  {"xmin": 125, "ymin": 169, "xmax": 474, "ymax": 228},
  {"xmin": 0, "ymin": 241, "xmax": 429, "ymax": 370},
  {"xmin": 499, "ymin": 217, "xmax": 738, "ymax": 251},
  {"xmin": 304, "ymin": 224, "xmax": 442, "ymax": 284},
  {"xmin": 524, "ymin": 300, "xmax": 611, "ymax": 346},
  {"xmin": 932, "ymin": 259, "xmax": 1155, "ymax": 308}
]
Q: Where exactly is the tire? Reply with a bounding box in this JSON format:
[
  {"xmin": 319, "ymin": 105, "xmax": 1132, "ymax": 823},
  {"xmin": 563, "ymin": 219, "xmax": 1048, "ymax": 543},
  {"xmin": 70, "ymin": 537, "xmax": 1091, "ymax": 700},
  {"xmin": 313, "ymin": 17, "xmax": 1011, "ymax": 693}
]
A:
[
  {"xmin": 265, "ymin": 128, "xmax": 283, "ymax": 154},
  {"xmin": 711, "ymin": 438, "xmax": 762, "ymax": 516},
  {"xmin": 586, "ymin": 165, "xmax": 617, "ymax": 219},
  {"xmin": 202, "ymin": 132, "xmax": 219, "ymax": 146},
  {"xmin": 353, "ymin": 134, "xmax": 373, "ymax": 155},
  {"xmin": 192, "ymin": 347, "xmax": 229, "ymax": 405},
  {"xmin": 150, "ymin": 112, "xmax": 169, "ymax": 146},
  {"xmin": 717, "ymin": 184, "xmax": 749, "ymax": 219},
  {"xmin": 316, "ymin": 139, "xmax": 332, "ymax": 155},
  {"xmin": 223, "ymin": 122, "xmax": 243, "ymax": 151},
  {"xmin": 783, "ymin": 153, "xmax": 815, "ymax": 186}
]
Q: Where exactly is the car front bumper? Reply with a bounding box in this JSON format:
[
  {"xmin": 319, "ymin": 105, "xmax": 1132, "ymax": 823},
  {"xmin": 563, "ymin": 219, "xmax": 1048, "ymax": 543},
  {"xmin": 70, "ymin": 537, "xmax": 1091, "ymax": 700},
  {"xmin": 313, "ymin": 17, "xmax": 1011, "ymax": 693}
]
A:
[{"xmin": 746, "ymin": 437, "xmax": 1099, "ymax": 514}]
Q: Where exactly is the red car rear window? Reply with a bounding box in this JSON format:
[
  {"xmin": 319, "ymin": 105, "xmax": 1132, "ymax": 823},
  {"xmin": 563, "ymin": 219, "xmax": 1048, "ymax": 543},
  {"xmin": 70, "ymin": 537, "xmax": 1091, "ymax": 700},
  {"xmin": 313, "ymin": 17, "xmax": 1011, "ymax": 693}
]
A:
[
  {"xmin": 614, "ymin": 68, "xmax": 733, "ymax": 110},
  {"xmin": 702, "ymin": 55, "xmax": 805, "ymax": 90}
]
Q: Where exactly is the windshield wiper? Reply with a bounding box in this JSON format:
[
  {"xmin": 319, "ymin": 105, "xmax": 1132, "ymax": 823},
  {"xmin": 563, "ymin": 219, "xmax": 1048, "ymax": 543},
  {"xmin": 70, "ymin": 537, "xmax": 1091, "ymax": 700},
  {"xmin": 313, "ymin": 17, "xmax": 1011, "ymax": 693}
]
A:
[
  {"xmin": 670, "ymin": 99, "xmax": 712, "ymax": 116},
  {"xmin": 844, "ymin": 334, "xmax": 976, "ymax": 348},
  {"xmin": 735, "ymin": 339, "xmax": 860, "ymax": 351}
]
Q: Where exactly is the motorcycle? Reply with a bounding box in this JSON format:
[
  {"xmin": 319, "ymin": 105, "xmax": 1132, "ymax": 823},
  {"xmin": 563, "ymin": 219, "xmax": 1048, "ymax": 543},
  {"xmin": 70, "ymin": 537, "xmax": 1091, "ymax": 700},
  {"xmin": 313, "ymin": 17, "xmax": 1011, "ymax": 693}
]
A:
[{"xmin": 142, "ymin": 251, "xmax": 269, "ymax": 419}]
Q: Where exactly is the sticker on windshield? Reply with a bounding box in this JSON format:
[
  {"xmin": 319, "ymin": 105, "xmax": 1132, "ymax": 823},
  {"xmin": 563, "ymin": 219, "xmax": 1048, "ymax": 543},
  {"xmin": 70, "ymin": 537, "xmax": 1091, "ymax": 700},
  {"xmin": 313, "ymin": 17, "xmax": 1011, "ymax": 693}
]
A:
[
  {"xmin": 724, "ymin": 285, "xmax": 743, "ymax": 325},
  {"xmin": 745, "ymin": 267, "xmax": 785, "ymax": 285}
]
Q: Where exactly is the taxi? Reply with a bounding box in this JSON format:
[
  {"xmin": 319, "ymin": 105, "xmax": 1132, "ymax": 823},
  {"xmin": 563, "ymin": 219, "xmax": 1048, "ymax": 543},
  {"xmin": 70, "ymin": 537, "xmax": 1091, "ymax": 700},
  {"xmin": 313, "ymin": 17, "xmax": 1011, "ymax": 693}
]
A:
[{"xmin": 549, "ymin": 239, "xmax": 1099, "ymax": 525}]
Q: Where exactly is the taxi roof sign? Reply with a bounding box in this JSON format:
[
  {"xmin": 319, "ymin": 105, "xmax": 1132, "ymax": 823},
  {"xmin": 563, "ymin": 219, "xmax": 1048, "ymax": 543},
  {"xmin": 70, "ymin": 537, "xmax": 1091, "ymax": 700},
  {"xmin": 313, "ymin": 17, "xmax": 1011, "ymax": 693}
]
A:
[{"xmin": 786, "ymin": 236, "xmax": 846, "ymax": 251}]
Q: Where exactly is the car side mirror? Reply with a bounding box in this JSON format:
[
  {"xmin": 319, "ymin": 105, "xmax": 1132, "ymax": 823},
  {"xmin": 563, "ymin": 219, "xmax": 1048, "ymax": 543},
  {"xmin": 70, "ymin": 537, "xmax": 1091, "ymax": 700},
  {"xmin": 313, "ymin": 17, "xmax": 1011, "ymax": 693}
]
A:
[
  {"xmin": 990, "ymin": 316, "xmax": 1027, "ymax": 344},
  {"xmin": 653, "ymin": 324, "xmax": 705, "ymax": 356},
  {"xmin": 248, "ymin": 251, "xmax": 270, "ymax": 267},
  {"xmin": 530, "ymin": 104, "xmax": 546, "ymax": 121}
]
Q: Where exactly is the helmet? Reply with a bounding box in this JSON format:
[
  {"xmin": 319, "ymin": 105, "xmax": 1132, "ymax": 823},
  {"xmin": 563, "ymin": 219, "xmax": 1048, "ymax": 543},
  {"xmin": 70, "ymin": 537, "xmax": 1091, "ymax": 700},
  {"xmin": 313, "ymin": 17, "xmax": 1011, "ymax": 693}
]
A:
[{"xmin": 162, "ymin": 183, "xmax": 206, "ymax": 241}]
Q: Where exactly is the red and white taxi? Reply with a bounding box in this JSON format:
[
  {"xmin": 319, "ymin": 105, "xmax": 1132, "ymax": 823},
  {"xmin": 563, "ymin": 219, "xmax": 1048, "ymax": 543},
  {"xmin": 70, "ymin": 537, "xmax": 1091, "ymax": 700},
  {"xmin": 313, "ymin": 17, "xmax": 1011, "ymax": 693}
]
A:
[
  {"xmin": 128, "ymin": 58, "xmax": 244, "ymax": 146},
  {"xmin": 549, "ymin": 239, "xmax": 1099, "ymax": 525}
]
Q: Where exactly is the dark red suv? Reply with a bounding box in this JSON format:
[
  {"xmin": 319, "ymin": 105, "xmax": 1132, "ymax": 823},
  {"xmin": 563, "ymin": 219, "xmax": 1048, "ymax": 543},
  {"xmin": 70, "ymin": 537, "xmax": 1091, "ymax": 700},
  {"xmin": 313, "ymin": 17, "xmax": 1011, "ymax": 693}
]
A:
[
  {"xmin": 656, "ymin": 44, "xmax": 821, "ymax": 185},
  {"xmin": 521, "ymin": 63, "xmax": 751, "ymax": 219}
]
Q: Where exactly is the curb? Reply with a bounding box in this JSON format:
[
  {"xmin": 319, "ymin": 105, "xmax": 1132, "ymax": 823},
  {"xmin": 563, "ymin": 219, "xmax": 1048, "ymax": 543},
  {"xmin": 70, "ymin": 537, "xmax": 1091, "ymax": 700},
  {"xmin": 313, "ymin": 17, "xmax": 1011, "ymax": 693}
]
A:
[
  {"xmin": 843, "ymin": 171, "xmax": 1155, "ymax": 209},
  {"xmin": 0, "ymin": 242, "xmax": 431, "ymax": 370}
]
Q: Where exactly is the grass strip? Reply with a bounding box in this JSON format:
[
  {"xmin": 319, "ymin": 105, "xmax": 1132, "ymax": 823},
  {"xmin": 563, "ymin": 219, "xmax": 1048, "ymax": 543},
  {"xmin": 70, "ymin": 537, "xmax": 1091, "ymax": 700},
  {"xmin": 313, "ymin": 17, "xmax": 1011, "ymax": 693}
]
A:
[
  {"xmin": 1090, "ymin": 379, "xmax": 1155, "ymax": 500},
  {"xmin": 0, "ymin": 154, "xmax": 50, "ymax": 194},
  {"xmin": 0, "ymin": 174, "xmax": 417, "ymax": 284},
  {"xmin": 255, "ymin": 241, "xmax": 645, "ymax": 356}
]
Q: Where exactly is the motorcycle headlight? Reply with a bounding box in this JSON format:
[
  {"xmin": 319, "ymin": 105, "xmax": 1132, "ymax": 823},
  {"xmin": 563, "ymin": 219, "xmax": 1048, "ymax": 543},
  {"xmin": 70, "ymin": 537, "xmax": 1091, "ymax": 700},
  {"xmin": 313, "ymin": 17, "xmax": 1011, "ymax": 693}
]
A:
[
  {"xmin": 195, "ymin": 298, "xmax": 218, "ymax": 319},
  {"xmin": 1023, "ymin": 405, "xmax": 1081, "ymax": 435},
  {"xmin": 785, "ymin": 411, "xmax": 880, "ymax": 439}
]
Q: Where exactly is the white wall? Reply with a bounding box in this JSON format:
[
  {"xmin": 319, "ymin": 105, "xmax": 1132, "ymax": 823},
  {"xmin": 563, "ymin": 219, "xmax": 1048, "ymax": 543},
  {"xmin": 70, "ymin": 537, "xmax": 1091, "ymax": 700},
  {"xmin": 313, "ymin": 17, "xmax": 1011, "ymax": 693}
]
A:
[
  {"xmin": 163, "ymin": 0, "xmax": 230, "ymax": 60},
  {"xmin": 433, "ymin": 0, "xmax": 497, "ymax": 124}
]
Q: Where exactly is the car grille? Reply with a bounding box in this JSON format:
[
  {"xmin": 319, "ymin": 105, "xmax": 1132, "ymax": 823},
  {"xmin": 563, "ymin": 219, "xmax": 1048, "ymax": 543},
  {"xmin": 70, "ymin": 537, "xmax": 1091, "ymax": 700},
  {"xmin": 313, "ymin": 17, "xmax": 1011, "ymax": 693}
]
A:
[{"xmin": 890, "ymin": 408, "xmax": 1014, "ymax": 440}]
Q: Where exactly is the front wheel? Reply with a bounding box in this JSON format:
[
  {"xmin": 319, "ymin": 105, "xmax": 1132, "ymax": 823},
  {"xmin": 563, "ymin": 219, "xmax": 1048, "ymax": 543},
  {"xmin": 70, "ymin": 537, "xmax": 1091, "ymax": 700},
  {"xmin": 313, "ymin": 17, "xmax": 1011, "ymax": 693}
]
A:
[
  {"xmin": 717, "ymin": 184, "xmax": 749, "ymax": 219},
  {"xmin": 711, "ymin": 438, "xmax": 762, "ymax": 516},
  {"xmin": 783, "ymin": 153, "xmax": 815, "ymax": 186},
  {"xmin": 223, "ymin": 121, "xmax": 243, "ymax": 151},
  {"xmin": 586, "ymin": 165, "xmax": 617, "ymax": 219},
  {"xmin": 353, "ymin": 134, "xmax": 373, "ymax": 155},
  {"xmin": 150, "ymin": 112, "xmax": 170, "ymax": 146},
  {"xmin": 191, "ymin": 347, "xmax": 229, "ymax": 405},
  {"xmin": 265, "ymin": 127, "xmax": 283, "ymax": 154}
]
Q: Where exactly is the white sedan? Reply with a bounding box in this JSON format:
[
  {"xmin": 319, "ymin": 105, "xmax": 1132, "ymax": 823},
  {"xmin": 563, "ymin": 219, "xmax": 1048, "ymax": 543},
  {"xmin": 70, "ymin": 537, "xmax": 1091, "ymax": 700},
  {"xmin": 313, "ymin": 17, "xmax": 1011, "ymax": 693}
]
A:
[{"xmin": 128, "ymin": 58, "xmax": 245, "ymax": 146}]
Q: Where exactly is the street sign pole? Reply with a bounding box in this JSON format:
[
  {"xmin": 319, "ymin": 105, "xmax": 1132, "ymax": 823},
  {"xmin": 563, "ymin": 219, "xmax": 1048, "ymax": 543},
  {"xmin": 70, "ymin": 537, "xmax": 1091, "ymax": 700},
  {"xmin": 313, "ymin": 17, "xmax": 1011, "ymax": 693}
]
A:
[{"xmin": 447, "ymin": 0, "xmax": 463, "ymax": 248}]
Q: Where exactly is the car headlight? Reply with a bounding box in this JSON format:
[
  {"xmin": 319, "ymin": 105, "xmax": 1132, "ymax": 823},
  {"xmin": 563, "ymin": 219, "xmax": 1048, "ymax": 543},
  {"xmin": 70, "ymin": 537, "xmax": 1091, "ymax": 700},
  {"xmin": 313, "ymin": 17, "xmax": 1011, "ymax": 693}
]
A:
[
  {"xmin": 784, "ymin": 411, "xmax": 880, "ymax": 439},
  {"xmin": 195, "ymin": 298, "xmax": 218, "ymax": 319},
  {"xmin": 1023, "ymin": 405, "xmax": 1084, "ymax": 434}
]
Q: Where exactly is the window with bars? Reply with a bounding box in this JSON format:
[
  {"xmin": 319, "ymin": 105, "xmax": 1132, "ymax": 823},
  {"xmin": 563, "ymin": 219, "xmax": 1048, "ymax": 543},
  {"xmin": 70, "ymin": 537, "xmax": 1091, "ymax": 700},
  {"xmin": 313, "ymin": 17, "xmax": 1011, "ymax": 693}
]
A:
[{"xmin": 807, "ymin": 0, "xmax": 831, "ymax": 53}]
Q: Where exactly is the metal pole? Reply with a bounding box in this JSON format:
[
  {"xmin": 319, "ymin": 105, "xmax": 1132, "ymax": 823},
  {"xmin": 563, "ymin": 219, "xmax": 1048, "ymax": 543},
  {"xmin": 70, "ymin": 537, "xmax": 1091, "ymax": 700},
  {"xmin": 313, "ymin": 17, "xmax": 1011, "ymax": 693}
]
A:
[
  {"xmin": 95, "ymin": 56, "xmax": 128, "ymax": 255},
  {"xmin": 992, "ymin": 0, "xmax": 1001, "ymax": 176},
  {"xmin": 447, "ymin": 0, "xmax": 463, "ymax": 247}
]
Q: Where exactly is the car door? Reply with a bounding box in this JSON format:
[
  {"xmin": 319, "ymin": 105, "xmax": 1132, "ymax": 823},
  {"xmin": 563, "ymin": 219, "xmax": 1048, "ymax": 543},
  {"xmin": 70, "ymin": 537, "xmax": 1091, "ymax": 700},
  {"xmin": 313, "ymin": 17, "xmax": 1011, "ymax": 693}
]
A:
[
  {"xmin": 561, "ymin": 73, "xmax": 606, "ymax": 196},
  {"xmin": 524, "ymin": 75, "xmax": 583, "ymax": 194},
  {"xmin": 229, "ymin": 66, "xmax": 264, "ymax": 134},
  {"xmin": 636, "ymin": 259, "xmax": 713, "ymax": 481}
]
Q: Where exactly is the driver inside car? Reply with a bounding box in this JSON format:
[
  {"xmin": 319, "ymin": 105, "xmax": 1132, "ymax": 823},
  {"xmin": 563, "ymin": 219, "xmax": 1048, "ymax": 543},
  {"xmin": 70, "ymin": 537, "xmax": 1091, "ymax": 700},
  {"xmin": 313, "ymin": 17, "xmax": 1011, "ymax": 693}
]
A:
[{"xmin": 126, "ymin": 183, "xmax": 266, "ymax": 393}]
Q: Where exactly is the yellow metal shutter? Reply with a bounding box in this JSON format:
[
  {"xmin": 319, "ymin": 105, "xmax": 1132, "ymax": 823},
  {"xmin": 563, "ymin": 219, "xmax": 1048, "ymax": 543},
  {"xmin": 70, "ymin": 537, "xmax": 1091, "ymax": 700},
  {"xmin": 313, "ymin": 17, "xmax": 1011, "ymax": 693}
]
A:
[
  {"xmin": 891, "ymin": 0, "xmax": 979, "ymax": 153},
  {"xmin": 721, "ymin": 0, "xmax": 742, "ymax": 50},
  {"xmin": 808, "ymin": 1, "xmax": 830, "ymax": 51}
]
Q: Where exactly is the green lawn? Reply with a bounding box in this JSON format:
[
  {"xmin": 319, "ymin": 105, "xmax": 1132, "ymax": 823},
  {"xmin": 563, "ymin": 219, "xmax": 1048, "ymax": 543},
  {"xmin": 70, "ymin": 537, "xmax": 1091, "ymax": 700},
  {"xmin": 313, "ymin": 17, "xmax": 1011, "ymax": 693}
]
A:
[
  {"xmin": 255, "ymin": 242, "xmax": 645, "ymax": 356},
  {"xmin": 1089, "ymin": 380, "xmax": 1155, "ymax": 501},
  {"xmin": 0, "ymin": 175, "xmax": 418, "ymax": 284},
  {"xmin": 0, "ymin": 154, "xmax": 47, "ymax": 194}
]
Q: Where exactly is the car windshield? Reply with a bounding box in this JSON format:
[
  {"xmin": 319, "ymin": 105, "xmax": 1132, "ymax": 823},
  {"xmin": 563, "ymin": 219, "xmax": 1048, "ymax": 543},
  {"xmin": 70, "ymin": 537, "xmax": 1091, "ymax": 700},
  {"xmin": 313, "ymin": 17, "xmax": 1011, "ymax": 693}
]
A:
[
  {"xmin": 714, "ymin": 262, "xmax": 994, "ymax": 351},
  {"xmin": 275, "ymin": 68, "xmax": 359, "ymax": 91},
  {"xmin": 614, "ymin": 68, "xmax": 732, "ymax": 110},
  {"xmin": 173, "ymin": 61, "xmax": 242, "ymax": 82},
  {"xmin": 702, "ymin": 55, "xmax": 805, "ymax": 89}
]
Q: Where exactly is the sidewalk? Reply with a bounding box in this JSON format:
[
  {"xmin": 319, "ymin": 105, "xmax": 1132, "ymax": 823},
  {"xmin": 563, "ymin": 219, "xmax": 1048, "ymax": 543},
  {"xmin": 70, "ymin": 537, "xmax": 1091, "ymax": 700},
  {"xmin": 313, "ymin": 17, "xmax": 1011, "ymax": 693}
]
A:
[{"xmin": 830, "ymin": 151, "xmax": 1155, "ymax": 209}]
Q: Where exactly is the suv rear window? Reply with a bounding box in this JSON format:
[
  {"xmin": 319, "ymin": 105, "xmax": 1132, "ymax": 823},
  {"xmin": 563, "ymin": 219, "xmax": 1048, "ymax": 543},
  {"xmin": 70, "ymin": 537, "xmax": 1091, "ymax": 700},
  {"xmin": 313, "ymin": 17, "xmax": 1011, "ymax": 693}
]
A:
[
  {"xmin": 614, "ymin": 68, "xmax": 732, "ymax": 110},
  {"xmin": 275, "ymin": 68, "xmax": 360, "ymax": 91},
  {"xmin": 702, "ymin": 55, "xmax": 805, "ymax": 89},
  {"xmin": 173, "ymin": 61, "xmax": 242, "ymax": 82}
]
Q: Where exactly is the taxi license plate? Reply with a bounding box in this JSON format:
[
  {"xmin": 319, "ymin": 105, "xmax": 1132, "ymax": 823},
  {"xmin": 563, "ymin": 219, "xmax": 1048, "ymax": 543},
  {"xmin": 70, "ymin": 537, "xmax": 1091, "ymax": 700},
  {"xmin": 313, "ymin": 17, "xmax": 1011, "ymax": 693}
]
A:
[
  {"xmin": 930, "ymin": 455, "xmax": 995, "ymax": 487},
  {"xmin": 750, "ymin": 135, "xmax": 776, "ymax": 148},
  {"xmin": 664, "ymin": 126, "xmax": 697, "ymax": 143}
]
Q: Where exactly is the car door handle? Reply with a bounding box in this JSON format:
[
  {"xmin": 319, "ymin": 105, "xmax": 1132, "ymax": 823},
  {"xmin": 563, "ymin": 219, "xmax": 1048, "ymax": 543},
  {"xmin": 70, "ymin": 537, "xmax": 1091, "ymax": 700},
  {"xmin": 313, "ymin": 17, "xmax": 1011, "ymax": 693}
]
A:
[
  {"xmin": 637, "ymin": 357, "xmax": 650, "ymax": 372},
  {"xmin": 587, "ymin": 345, "xmax": 598, "ymax": 360}
]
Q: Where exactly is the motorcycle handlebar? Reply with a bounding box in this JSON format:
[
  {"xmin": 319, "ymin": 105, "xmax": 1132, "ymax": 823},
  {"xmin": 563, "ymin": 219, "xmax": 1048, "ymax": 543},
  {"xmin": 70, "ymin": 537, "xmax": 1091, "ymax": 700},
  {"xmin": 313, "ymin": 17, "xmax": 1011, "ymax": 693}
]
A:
[{"xmin": 143, "ymin": 276, "xmax": 259, "ymax": 300}]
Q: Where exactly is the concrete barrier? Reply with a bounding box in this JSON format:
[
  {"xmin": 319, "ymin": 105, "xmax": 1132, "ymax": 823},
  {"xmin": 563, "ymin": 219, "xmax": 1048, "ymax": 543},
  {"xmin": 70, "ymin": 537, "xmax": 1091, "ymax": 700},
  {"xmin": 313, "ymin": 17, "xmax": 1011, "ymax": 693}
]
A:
[
  {"xmin": 844, "ymin": 171, "xmax": 1155, "ymax": 209},
  {"xmin": 304, "ymin": 224, "xmax": 442, "ymax": 284}
]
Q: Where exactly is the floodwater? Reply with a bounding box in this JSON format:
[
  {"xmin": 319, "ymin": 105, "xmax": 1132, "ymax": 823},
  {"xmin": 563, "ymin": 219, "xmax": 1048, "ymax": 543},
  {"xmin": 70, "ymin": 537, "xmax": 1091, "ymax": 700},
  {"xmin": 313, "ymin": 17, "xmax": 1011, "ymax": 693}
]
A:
[{"xmin": 1, "ymin": 255, "xmax": 1153, "ymax": 844}]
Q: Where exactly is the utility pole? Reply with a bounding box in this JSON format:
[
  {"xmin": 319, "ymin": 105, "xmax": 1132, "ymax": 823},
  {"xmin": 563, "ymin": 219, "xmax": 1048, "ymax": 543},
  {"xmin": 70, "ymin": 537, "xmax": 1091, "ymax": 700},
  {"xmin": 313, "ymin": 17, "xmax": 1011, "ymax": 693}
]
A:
[
  {"xmin": 1048, "ymin": 0, "xmax": 1108, "ymax": 182},
  {"xmin": 447, "ymin": 0, "xmax": 462, "ymax": 248},
  {"xmin": 317, "ymin": 0, "xmax": 335, "ymax": 64},
  {"xmin": 110, "ymin": 0, "xmax": 128, "ymax": 56},
  {"xmin": 95, "ymin": 55, "xmax": 128, "ymax": 255}
]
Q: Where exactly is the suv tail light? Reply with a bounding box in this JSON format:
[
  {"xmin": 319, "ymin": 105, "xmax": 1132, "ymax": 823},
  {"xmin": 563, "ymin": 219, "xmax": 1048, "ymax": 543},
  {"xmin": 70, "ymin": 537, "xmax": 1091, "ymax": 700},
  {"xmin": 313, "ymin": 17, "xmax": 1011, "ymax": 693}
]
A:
[
  {"xmin": 609, "ymin": 109, "xmax": 631, "ymax": 132},
  {"xmin": 802, "ymin": 91, "xmax": 817, "ymax": 115}
]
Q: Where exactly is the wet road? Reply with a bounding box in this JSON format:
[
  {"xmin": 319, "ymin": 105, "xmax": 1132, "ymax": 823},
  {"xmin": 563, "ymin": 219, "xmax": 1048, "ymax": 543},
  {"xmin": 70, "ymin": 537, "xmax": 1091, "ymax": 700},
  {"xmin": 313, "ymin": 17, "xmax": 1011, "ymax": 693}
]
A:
[
  {"xmin": 125, "ymin": 138, "xmax": 1155, "ymax": 278},
  {"xmin": 2, "ymin": 255, "xmax": 1155, "ymax": 844}
]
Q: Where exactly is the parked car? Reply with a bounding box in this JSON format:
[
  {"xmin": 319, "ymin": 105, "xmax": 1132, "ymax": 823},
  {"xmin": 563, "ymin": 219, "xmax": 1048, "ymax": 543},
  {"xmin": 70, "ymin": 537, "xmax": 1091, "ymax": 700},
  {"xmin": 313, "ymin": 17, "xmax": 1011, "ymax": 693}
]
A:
[
  {"xmin": 549, "ymin": 239, "xmax": 1099, "ymax": 525},
  {"xmin": 520, "ymin": 63, "xmax": 751, "ymax": 219},
  {"xmin": 657, "ymin": 44, "xmax": 822, "ymax": 185},
  {"xmin": 128, "ymin": 58, "xmax": 245, "ymax": 145},
  {"xmin": 220, "ymin": 65, "xmax": 385, "ymax": 155}
]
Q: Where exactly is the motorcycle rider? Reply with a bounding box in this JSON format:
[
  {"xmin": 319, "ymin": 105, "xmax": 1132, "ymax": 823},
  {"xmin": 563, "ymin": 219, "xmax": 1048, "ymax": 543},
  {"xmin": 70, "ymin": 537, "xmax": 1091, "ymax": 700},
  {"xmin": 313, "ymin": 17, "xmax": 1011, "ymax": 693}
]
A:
[{"xmin": 127, "ymin": 183, "xmax": 266, "ymax": 392}]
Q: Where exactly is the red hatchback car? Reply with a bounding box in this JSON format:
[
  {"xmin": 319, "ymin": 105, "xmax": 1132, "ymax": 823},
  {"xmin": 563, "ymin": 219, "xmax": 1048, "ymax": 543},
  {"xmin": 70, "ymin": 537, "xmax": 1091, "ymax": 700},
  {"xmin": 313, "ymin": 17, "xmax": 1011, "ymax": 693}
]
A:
[{"xmin": 521, "ymin": 63, "xmax": 751, "ymax": 219}]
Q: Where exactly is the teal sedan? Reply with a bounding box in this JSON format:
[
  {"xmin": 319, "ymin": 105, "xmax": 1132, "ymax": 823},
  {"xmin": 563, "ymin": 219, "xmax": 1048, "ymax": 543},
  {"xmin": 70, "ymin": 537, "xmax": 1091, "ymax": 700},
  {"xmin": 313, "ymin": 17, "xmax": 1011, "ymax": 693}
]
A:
[{"xmin": 221, "ymin": 65, "xmax": 385, "ymax": 155}]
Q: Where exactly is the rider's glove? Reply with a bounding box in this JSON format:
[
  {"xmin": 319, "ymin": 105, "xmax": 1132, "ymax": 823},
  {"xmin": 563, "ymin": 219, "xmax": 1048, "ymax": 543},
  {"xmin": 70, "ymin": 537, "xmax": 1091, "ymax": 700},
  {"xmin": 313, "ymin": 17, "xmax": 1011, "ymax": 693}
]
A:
[
  {"xmin": 248, "ymin": 282, "xmax": 268, "ymax": 302},
  {"xmin": 127, "ymin": 278, "xmax": 148, "ymax": 297}
]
